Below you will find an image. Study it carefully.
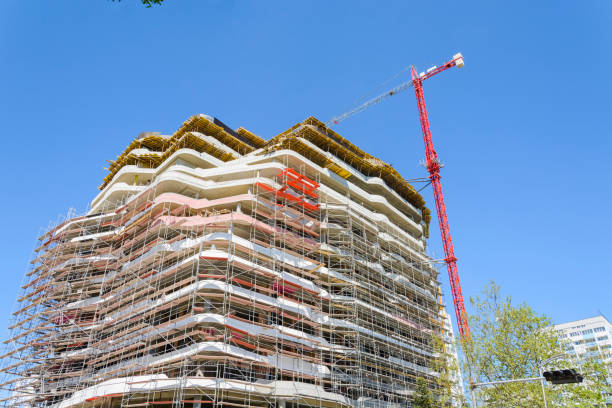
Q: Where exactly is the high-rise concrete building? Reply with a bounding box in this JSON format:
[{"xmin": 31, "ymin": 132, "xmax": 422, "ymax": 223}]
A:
[
  {"xmin": 553, "ymin": 315, "xmax": 612, "ymax": 406},
  {"xmin": 0, "ymin": 115, "xmax": 462, "ymax": 407},
  {"xmin": 440, "ymin": 308, "xmax": 464, "ymax": 404},
  {"xmin": 554, "ymin": 315, "xmax": 612, "ymax": 368}
]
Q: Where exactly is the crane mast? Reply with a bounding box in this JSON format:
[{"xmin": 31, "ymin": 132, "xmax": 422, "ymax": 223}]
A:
[
  {"xmin": 411, "ymin": 54, "xmax": 468, "ymax": 337},
  {"xmin": 326, "ymin": 53, "xmax": 469, "ymax": 338}
]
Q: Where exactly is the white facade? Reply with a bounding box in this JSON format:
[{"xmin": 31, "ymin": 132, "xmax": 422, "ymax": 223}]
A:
[
  {"xmin": 554, "ymin": 315, "xmax": 612, "ymax": 370},
  {"xmin": 441, "ymin": 308, "xmax": 465, "ymax": 406}
]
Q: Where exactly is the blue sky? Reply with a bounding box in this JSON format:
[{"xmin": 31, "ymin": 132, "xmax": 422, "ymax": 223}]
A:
[{"xmin": 0, "ymin": 1, "xmax": 610, "ymax": 336}]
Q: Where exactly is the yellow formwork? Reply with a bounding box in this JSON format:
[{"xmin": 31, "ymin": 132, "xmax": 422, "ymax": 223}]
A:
[
  {"xmin": 100, "ymin": 114, "xmax": 258, "ymax": 190},
  {"xmin": 99, "ymin": 115, "xmax": 431, "ymax": 234},
  {"xmin": 236, "ymin": 127, "xmax": 266, "ymax": 148},
  {"xmin": 263, "ymin": 117, "xmax": 431, "ymax": 234}
]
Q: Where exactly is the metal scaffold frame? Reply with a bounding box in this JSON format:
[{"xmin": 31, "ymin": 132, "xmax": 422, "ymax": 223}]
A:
[{"xmin": 0, "ymin": 115, "xmax": 461, "ymax": 408}]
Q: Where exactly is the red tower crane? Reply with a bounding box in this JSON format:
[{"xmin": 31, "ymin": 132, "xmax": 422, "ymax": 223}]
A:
[
  {"xmin": 411, "ymin": 54, "xmax": 468, "ymax": 337},
  {"xmin": 327, "ymin": 53, "xmax": 469, "ymax": 337}
]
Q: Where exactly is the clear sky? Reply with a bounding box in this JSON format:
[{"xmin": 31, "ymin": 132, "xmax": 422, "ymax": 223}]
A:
[{"xmin": 0, "ymin": 1, "xmax": 610, "ymax": 336}]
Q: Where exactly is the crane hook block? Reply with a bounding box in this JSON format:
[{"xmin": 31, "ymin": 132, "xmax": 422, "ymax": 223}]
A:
[{"xmin": 453, "ymin": 53, "xmax": 465, "ymax": 68}]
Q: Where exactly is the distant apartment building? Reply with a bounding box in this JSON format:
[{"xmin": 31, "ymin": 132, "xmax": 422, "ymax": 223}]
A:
[
  {"xmin": 555, "ymin": 315, "xmax": 612, "ymax": 361},
  {"xmin": 554, "ymin": 315, "xmax": 611, "ymax": 406},
  {"xmin": 554, "ymin": 315, "xmax": 612, "ymax": 373}
]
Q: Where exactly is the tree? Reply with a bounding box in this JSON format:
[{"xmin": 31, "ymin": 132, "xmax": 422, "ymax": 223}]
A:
[
  {"xmin": 461, "ymin": 281, "xmax": 610, "ymax": 407},
  {"xmin": 431, "ymin": 334, "xmax": 466, "ymax": 406},
  {"xmin": 412, "ymin": 336, "xmax": 467, "ymax": 407},
  {"xmin": 112, "ymin": 0, "xmax": 164, "ymax": 7},
  {"xmin": 140, "ymin": 0, "xmax": 163, "ymax": 6},
  {"xmin": 413, "ymin": 377, "xmax": 434, "ymax": 408}
]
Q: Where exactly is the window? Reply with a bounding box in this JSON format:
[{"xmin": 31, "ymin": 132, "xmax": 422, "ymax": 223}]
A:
[
  {"xmin": 570, "ymin": 332, "xmax": 580, "ymax": 337},
  {"xmin": 582, "ymin": 329, "xmax": 594, "ymax": 335},
  {"xmin": 597, "ymin": 336, "xmax": 608, "ymax": 342},
  {"xmin": 594, "ymin": 327, "xmax": 606, "ymax": 333}
]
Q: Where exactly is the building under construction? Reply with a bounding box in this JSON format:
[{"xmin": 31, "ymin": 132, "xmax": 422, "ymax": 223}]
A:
[{"xmin": 0, "ymin": 115, "xmax": 460, "ymax": 407}]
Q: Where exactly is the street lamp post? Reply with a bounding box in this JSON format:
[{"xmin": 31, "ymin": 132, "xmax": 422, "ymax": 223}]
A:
[
  {"xmin": 538, "ymin": 354, "xmax": 569, "ymax": 408},
  {"xmin": 539, "ymin": 367, "xmax": 548, "ymax": 408}
]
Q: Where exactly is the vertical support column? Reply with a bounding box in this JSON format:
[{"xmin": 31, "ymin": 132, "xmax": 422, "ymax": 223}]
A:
[{"xmin": 411, "ymin": 66, "xmax": 468, "ymax": 338}]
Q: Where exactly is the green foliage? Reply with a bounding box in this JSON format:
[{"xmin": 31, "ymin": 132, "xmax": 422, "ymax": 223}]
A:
[
  {"xmin": 431, "ymin": 334, "xmax": 466, "ymax": 406},
  {"xmin": 546, "ymin": 358, "xmax": 611, "ymax": 407},
  {"xmin": 112, "ymin": 0, "xmax": 164, "ymax": 7},
  {"xmin": 413, "ymin": 377, "xmax": 435, "ymax": 408},
  {"xmin": 141, "ymin": 0, "xmax": 163, "ymax": 7},
  {"xmin": 462, "ymin": 281, "xmax": 610, "ymax": 407}
]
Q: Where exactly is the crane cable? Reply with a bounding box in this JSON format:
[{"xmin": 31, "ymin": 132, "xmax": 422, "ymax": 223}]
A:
[
  {"xmin": 349, "ymin": 64, "xmax": 412, "ymax": 108},
  {"xmin": 326, "ymin": 76, "xmax": 414, "ymax": 126}
]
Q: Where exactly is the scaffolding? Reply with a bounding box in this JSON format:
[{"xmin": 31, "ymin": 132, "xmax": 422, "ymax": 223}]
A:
[{"xmin": 0, "ymin": 115, "xmax": 457, "ymax": 408}]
